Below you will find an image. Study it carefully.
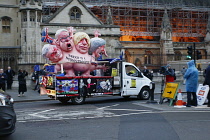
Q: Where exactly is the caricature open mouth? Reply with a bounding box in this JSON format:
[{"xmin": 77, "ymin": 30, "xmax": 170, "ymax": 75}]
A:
[{"xmin": 67, "ymin": 43, "xmax": 72, "ymax": 50}]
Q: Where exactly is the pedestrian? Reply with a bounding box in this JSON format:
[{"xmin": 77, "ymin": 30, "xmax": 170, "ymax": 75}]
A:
[
  {"xmin": 163, "ymin": 65, "xmax": 175, "ymax": 103},
  {"xmin": 181, "ymin": 66, "xmax": 187, "ymax": 85},
  {"xmin": 142, "ymin": 66, "xmax": 149, "ymax": 78},
  {"xmin": 147, "ymin": 70, "xmax": 153, "ymax": 81},
  {"xmin": 4, "ymin": 66, "xmax": 15, "ymax": 89},
  {"xmin": 33, "ymin": 64, "xmax": 48, "ymax": 91},
  {"xmin": 39, "ymin": 64, "xmax": 48, "ymax": 76},
  {"xmin": 18, "ymin": 69, "xmax": 28, "ymax": 97},
  {"xmin": 0, "ymin": 69, "xmax": 7, "ymax": 91},
  {"xmin": 184, "ymin": 60, "xmax": 198, "ymax": 107},
  {"xmin": 32, "ymin": 71, "xmax": 39, "ymax": 90},
  {"xmin": 165, "ymin": 65, "xmax": 175, "ymax": 83},
  {"xmin": 203, "ymin": 62, "xmax": 210, "ymax": 107}
]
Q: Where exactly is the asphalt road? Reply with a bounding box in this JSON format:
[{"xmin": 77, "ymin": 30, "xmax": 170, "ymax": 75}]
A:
[{"xmin": 1, "ymin": 97, "xmax": 210, "ymax": 140}]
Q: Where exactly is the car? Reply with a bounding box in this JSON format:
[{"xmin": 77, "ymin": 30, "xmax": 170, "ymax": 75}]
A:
[{"xmin": 0, "ymin": 90, "xmax": 16, "ymax": 136}]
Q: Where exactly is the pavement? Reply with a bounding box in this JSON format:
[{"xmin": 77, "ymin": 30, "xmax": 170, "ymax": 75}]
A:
[
  {"xmin": 6, "ymin": 80, "xmax": 52, "ymax": 103},
  {"xmin": 6, "ymin": 79, "xmax": 188, "ymax": 103}
]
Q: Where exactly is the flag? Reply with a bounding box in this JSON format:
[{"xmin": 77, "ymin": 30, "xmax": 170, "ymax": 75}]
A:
[
  {"xmin": 46, "ymin": 65, "xmax": 55, "ymax": 72},
  {"xmin": 41, "ymin": 28, "xmax": 54, "ymax": 44},
  {"xmin": 110, "ymin": 58, "xmax": 120, "ymax": 64},
  {"xmin": 34, "ymin": 65, "xmax": 40, "ymax": 71},
  {"xmin": 119, "ymin": 51, "xmax": 124, "ymax": 60}
]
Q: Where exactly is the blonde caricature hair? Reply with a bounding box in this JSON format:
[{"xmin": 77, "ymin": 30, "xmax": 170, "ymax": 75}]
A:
[{"xmin": 73, "ymin": 32, "xmax": 90, "ymax": 46}]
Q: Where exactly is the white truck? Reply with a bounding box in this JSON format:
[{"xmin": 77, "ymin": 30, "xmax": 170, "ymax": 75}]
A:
[
  {"xmin": 40, "ymin": 60, "xmax": 154, "ymax": 105},
  {"xmin": 40, "ymin": 61, "xmax": 154, "ymax": 104}
]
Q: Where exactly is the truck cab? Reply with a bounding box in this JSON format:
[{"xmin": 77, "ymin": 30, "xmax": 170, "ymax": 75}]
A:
[{"xmin": 111, "ymin": 61, "xmax": 152, "ymax": 100}]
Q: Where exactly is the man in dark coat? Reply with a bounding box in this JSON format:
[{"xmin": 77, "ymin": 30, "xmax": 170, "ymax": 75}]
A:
[
  {"xmin": 0, "ymin": 69, "xmax": 7, "ymax": 91},
  {"xmin": 203, "ymin": 63, "xmax": 210, "ymax": 107},
  {"xmin": 5, "ymin": 66, "xmax": 15, "ymax": 89},
  {"xmin": 18, "ymin": 69, "xmax": 28, "ymax": 97},
  {"xmin": 142, "ymin": 66, "xmax": 149, "ymax": 78}
]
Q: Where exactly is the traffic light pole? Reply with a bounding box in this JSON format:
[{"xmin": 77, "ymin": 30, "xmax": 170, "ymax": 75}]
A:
[{"xmin": 193, "ymin": 43, "xmax": 196, "ymax": 65}]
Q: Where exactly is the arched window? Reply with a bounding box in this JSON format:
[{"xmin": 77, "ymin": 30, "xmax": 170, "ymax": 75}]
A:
[
  {"xmin": 174, "ymin": 51, "xmax": 182, "ymax": 61},
  {"xmin": 144, "ymin": 51, "xmax": 153, "ymax": 65},
  {"xmin": 125, "ymin": 49, "xmax": 131, "ymax": 62},
  {"xmin": 1, "ymin": 16, "xmax": 12, "ymax": 33},
  {"xmin": 69, "ymin": 6, "xmax": 82, "ymax": 23},
  {"xmin": 134, "ymin": 58, "xmax": 141, "ymax": 68}
]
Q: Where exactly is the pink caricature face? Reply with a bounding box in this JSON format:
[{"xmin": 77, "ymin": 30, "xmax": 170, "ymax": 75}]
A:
[
  {"xmin": 58, "ymin": 31, "xmax": 74, "ymax": 52},
  {"xmin": 75, "ymin": 38, "xmax": 89, "ymax": 54},
  {"xmin": 94, "ymin": 45, "xmax": 108, "ymax": 57},
  {"xmin": 46, "ymin": 46, "xmax": 63, "ymax": 62}
]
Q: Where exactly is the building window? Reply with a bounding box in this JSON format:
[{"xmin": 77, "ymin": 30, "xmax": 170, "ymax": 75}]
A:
[
  {"xmin": 69, "ymin": 6, "xmax": 82, "ymax": 23},
  {"xmin": 144, "ymin": 51, "xmax": 153, "ymax": 65},
  {"xmin": 174, "ymin": 51, "xmax": 182, "ymax": 61},
  {"xmin": 30, "ymin": 11, "xmax": 35, "ymax": 22},
  {"xmin": 1, "ymin": 16, "xmax": 11, "ymax": 33},
  {"xmin": 134, "ymin": 58, "xmax": 141, "ymax": 68},
  {"xmin": 37, "ymin": 11, "xmax": 41, "ymax": 22},
  {"xmin": 22, "ymin": 11, "xmax": 27, "ymax": 22}
]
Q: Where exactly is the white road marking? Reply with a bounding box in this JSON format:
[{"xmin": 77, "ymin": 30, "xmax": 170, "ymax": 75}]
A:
[
  {"xmin": 97, "ymin": 104, "xmax": 119, "ymax": 110},
  {"xmin": 16, "ymin": 104, "xmax": 210, "ymax": 123},
  {"xmin": 28, "ymin": 109, "xmax": 55, "ymax": 119}
]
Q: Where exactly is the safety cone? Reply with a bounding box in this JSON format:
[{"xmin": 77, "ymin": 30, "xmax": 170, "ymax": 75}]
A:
[{"xmin": 174, "ymin": 89, "xmax": 186, "ymax": 108}]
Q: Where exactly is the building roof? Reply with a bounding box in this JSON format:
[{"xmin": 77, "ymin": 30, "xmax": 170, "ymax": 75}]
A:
[{"xmin": 44, "ymin": 0, "xmax": 103, "ymax": 24}]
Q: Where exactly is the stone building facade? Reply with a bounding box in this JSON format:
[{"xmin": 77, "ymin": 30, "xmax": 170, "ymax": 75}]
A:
[{"xmin": 1, "ymin": 0, "xmax": 210, "ymax": 73}]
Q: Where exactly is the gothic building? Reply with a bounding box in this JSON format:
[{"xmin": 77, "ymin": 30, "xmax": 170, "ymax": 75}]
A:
[{"xmin": 0, "ymin": 0, "xmax": 210, "ymax": 73}]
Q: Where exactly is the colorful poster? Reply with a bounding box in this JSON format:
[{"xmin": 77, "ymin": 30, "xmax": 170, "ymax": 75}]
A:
[
  {"xmin": 40, "ymin": 76, "xmax": 54, "ymax": 88},
  {"xmin": 54, "ymin": 77, "xmax": 113, "ymax": 96},
  {"xmin": 56, "ymin": 79, "xmax": 78, "ymax": 95}
]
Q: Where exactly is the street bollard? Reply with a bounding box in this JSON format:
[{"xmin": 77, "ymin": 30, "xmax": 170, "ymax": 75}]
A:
[{"xmin": 147, "ymin": 81, "xmax": 157, "ymax": 104}]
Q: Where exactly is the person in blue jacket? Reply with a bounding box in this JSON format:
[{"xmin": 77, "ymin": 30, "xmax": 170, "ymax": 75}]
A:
[{"xmin": 184, "ymin": 60, "xmax": 198, "ymax": 107}]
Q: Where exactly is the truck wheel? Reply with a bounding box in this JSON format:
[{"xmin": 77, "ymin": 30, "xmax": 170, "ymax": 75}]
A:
[
  {"xmin": 137, "ymin": 87, "xmax": 150, "ymax": 100},
  {"xmin": 58, "ymin": 97, "xmax": 70, "ymax": 104},
  {"xmin": 71, "ymin": 96, "xmax": 86, "ymax": 105}
]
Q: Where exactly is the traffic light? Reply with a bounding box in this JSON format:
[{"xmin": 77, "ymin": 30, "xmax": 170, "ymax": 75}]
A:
[
  {"xmin": 196, "ymin": 50, "xmax": 202, "ymax": 60},
  {"xmin": 187, "ymin": 46, "xmax": 193, "ymax": 59}
]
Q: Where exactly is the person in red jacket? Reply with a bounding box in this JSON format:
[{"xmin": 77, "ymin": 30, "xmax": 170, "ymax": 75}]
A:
[{"xmin": 165, "ymin": 65, "xmax": 175, "ymax": 83}]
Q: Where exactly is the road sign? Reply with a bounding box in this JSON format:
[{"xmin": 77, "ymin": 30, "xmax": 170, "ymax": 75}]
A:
[{"xmin": 162, "ymin": 82, "xmax": 179, "ymax": 99}]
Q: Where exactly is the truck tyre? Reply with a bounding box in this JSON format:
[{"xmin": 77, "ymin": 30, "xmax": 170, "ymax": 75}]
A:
[
  {"xmin": 71, "ymin": 96, "xmax": 86, "ymax": 105},
  {"xmin": 58, "ymin": 97, "xmax": 70, "ymax": 104},
  {"xmin": 137, "ymin": 87, "xmax": 150, "ymax": 100}
]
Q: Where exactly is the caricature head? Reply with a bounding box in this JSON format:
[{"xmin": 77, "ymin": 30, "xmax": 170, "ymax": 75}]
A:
[
  {"xmin": 74, "ymin": 32, "xmax": 90, "ymax": 54},
  {"xmin": 55, "ymin": 29, "xmax": 74, "ymax": 52},
  {"xmin": 89, "ymin": 38, "xmax": 107, "ymax": 57},
  {"xmin": 42, "ymin": 44, "xmax": 63, "ymax": 62}
]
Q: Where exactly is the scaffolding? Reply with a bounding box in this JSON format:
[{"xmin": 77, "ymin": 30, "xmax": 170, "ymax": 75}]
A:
[{"xmin": 42, "ymin": 0, "xmax": 210, "ymax": 42}]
